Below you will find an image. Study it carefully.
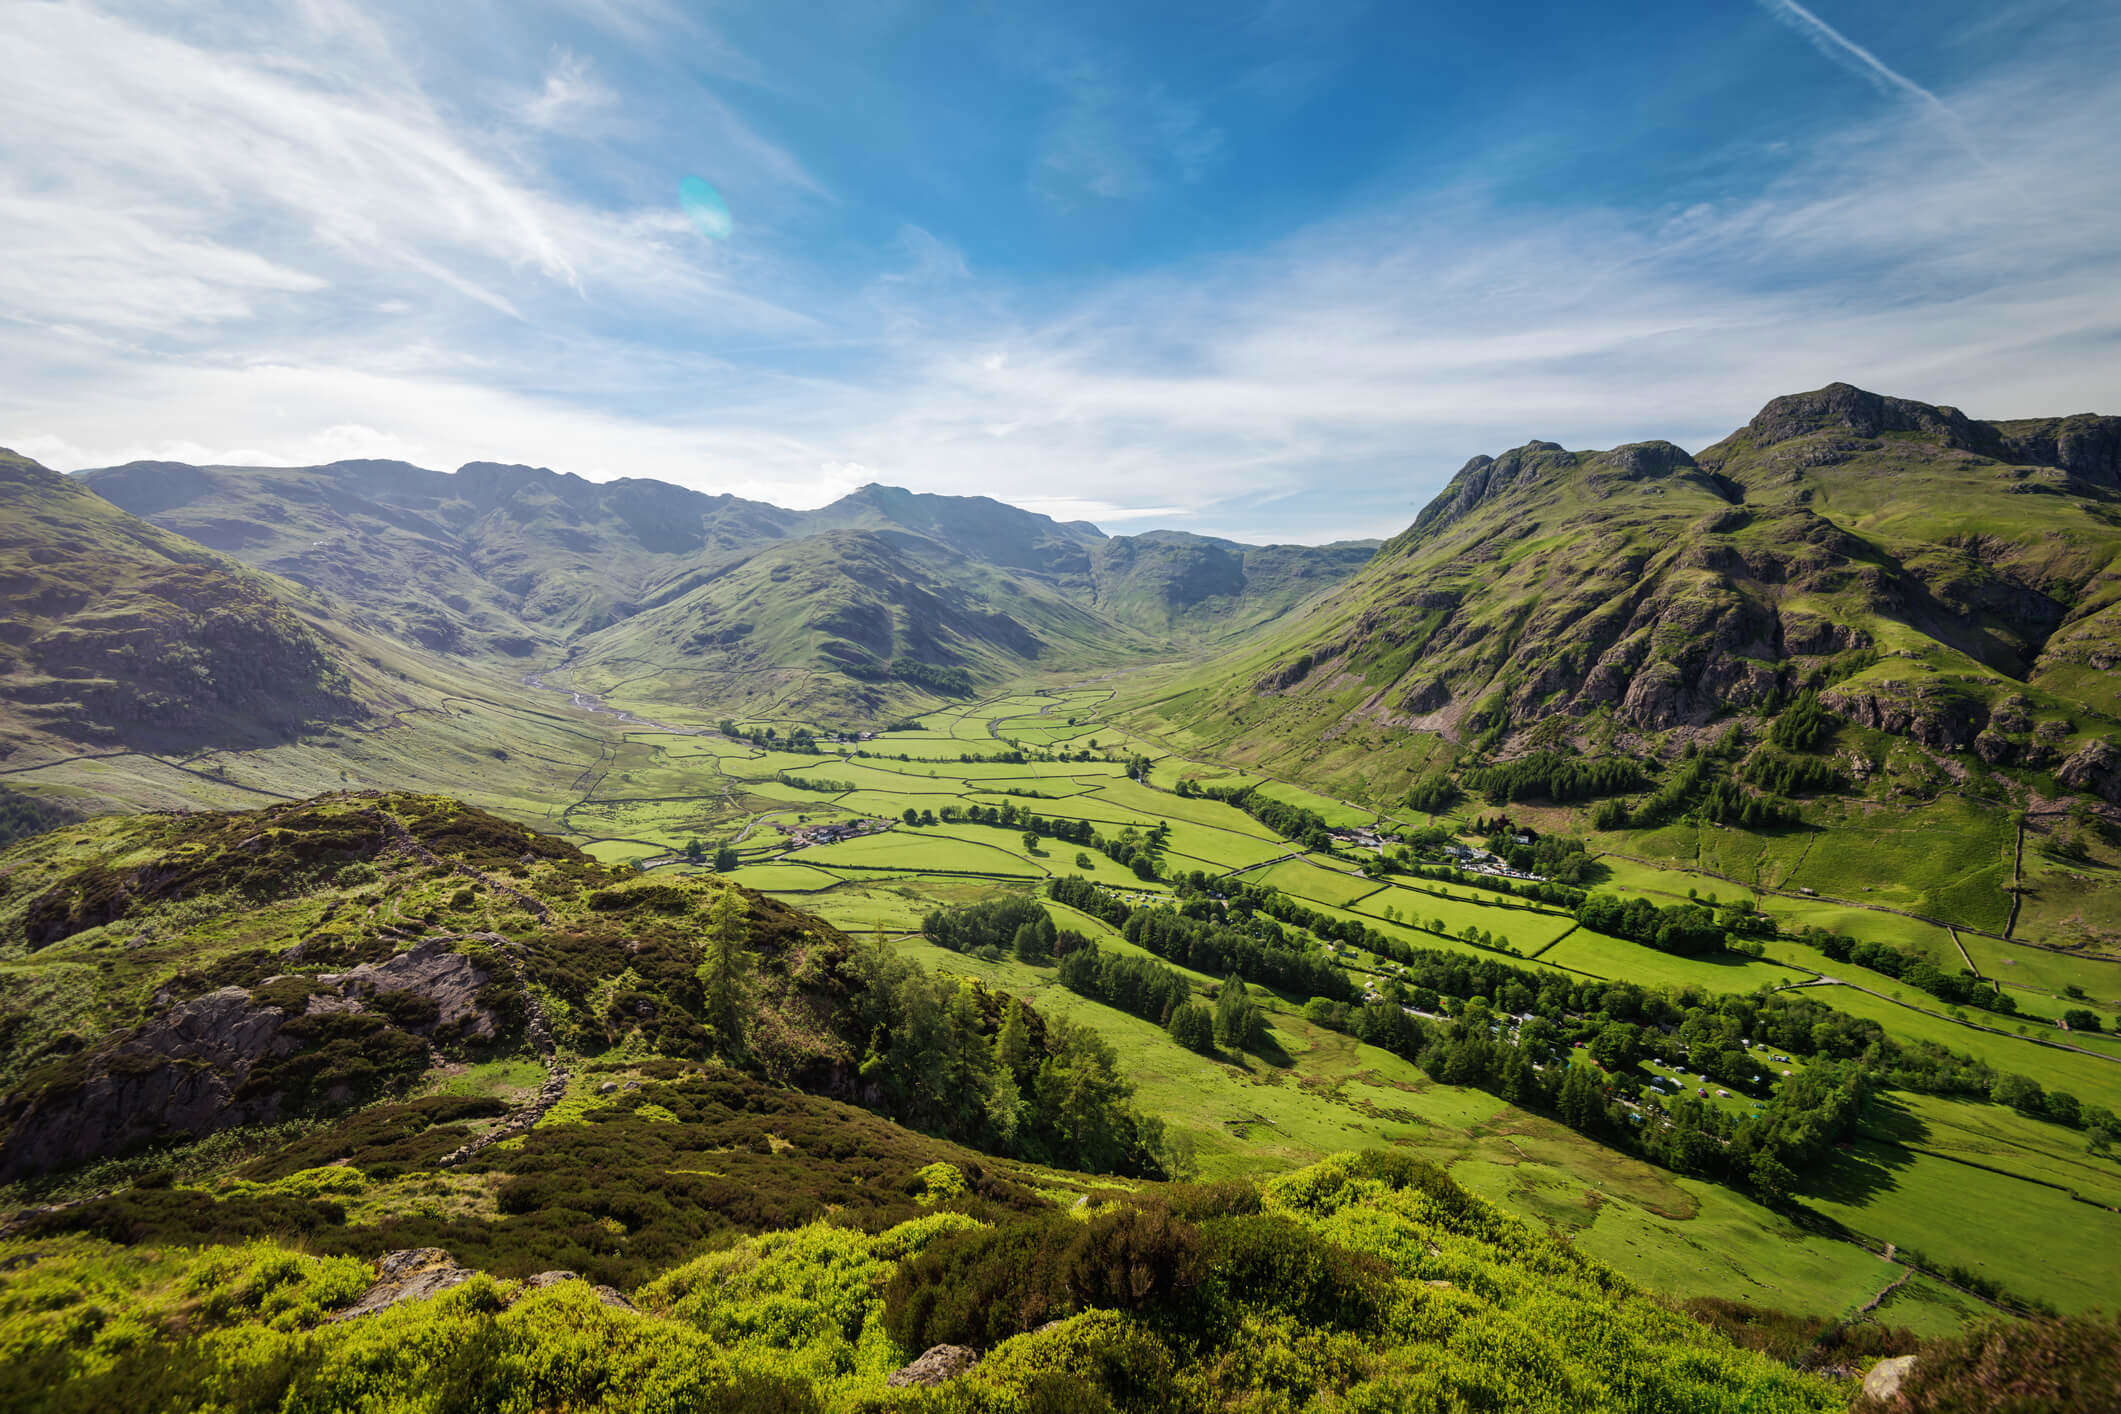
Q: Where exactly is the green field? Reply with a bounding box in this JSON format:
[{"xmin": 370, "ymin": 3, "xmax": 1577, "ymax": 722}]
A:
[{"xmin": 29, "ymin": 669, "xmax": 2109, "ymax": 1340}]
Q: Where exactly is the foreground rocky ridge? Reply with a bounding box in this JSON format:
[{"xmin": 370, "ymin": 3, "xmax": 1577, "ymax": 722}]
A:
[{"xmin": 0, "ymin": 792, "xmax": 1165, "ymax": 1189}]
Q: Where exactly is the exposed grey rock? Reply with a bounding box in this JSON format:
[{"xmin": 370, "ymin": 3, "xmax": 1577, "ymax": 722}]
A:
[
  {"xmin": 0, "ymin": 940, "xmax": 500, "ymax": 1181},
  {"xmin": 331, "ymin": 1248, "xmax": 474, "ymax": 1321},
  {"xmin": 1862, "ymin": 1353, "xmax": 1918, "ymax": 1403},
  {"xmin": 2059, "ymin": 738, "xmax": 2121, "ymax": 804},
  {"xmin": 1974, "ymin": 728, "xmax": 2017, "ymax": 766},
  {"xmin": 0, "ymin": 986, "xmax": 294, "ymax": 1180},
  {"xmin": 332, "ymin": 941, "xmax": 497, "ymax": 1040},
  {"xmin": 1824, "ymin": 681, "xmax": 1987, "ymax": 752},
  {"xmin": 887, "ymin": 1344, "xmax": 978, "ymax": 1387}
]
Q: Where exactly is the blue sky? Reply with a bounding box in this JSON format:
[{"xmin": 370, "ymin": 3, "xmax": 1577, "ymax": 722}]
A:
[{"xmin": 2, "ymin": 0, "xmax": 2117, "ymax": 542}]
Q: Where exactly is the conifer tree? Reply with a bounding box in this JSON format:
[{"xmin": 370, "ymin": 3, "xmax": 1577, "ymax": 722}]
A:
[{"xmin": 696, "ymin": 887, "xmax": 754, "ymax": 1055}]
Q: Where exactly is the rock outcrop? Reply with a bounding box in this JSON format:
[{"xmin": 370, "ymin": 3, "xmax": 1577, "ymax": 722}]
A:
[
  {"xmin": 2059, "ymin": 738, "xmax": 2121, "ymax": 805},
  {"xmin": 0, "ymin": 986, "xmax": 294, "ymax": 1180},
  {"xmin": 888, "ymin": 1345, "xmax": 979, "ymax": 1388},
  {"xmin": 0, "ymin": 940, "xmax": 498, "ymax": 1181},
  {"xmin": 1824, "ymin": 681, "xmax": 1989, "ymax": 752},
  {"xmin": 331, "ymin": 1249, "xmax": 476, "ymax": 1322}
]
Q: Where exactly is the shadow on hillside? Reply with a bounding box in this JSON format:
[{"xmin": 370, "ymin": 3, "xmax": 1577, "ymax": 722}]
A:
[
  {"xmin": 1855, "ymin": 1092, "xmax": 1931, "ymax": 1146},
  {"xmin": 1799, "ymin": 1095, "xmax": 1926, "ymax": 1207},
  {"xmin": 1234, "ymin": 1032, "xmax": 1297, "ymax": 1070}
]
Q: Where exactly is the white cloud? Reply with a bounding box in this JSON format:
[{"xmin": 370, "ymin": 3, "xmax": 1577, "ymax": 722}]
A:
[
  {"xmin": 1, "ymin": 2, "xmax": 2117, "ymax": 545},
  {"xmin": 520, "ymin": 49, "xmax": 619, "ymax": 132},
  {"xmin": 0, "ymin": 2, "xmax": 813, "ymax": 341}
]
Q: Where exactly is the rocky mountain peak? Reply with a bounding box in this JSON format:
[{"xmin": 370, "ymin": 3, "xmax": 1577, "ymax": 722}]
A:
[
  {"xmin": 1592, "ymin": 440, "xmax": 1698, "ymax": 480},
  {"xmin": 1744, "ymin": 382, "xmax": 1985, "ymax": 451},
  {"xmin": 1408, "ymin": 441, "xmax": 1577, "ymax": 534}
]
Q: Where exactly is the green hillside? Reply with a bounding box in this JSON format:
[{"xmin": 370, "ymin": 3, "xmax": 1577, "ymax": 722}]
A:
[
  {"xmin": 560, "ymin": 527, "xmax": 1159, "ymax": 722},
  {"xmin": 0, "ymin": 793, "xmax": 1868, "ymax": 1413},
  {"xmin": 1126, "ymin": 388, "xmax": 2121, "ymax": 900},
  {"xmin": 77, "ymin": 461, "xmax": 1374, "ymax": 716},
  {"xmin": 75, "ymin": 457, "xmax": 806, "ymax": 655},
  {"xmin": 1164, "ymin": 386, "xmax": 2121, "ymax": 760},
  {"xmin": 0, "ymin": 449, "xmax": 365, "ymax": 755},
  {"xmin": 1088, "ymin": 530, "xmax": 1381, "ymax": 638}
]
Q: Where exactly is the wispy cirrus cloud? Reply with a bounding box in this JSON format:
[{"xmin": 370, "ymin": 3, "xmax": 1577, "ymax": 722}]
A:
[
  {"xmin": 0, "ymin": 1, "xmax": 816, "ymax": 332},
  {"xmin": 1752, "ymin": 0, "xmax": 1996, "ymax": 171},
  {"xmin": 520, "ymin": 50, "xmax": 620, "ymax": 132},
  {"xmin": 0, "ymin": 1, "xmax": 2117, "ymax": 544}
]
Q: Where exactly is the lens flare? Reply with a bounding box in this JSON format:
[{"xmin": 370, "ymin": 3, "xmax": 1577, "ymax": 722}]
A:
[{"xmin": 679, "ymin": 175, "xmax": 732, "ymax": 241}]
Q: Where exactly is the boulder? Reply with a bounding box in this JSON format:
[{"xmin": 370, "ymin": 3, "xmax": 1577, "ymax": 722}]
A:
[
  {"xmin": 332, "ymin": 1248, "xmax": 474, "ymax": 1321},
  {"xmin": 887, "ymin": 1345, "xmax": 979, "ymax": 1388},
  {"xmin": 1862, "ymin": 1353, "xmax": 1918, "ymax": 1404}
]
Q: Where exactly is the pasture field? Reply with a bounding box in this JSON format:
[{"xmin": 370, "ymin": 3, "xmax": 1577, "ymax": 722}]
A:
[
  {"xmin": 1251, "ymin": 857, "xmax": 1383, "ymax": 909},
  {"xmin": 1878, "ymin": 1092, "xmax": 2121, "ymax": 1210},
  {"xmin": 785, "ymin": 825, "xmax": 1044, "ymax": 877},
  {"xmin": 1348, "ymin": 882, "xmax": 1581, "ymax": 952},
  {"xmin": 1803, "ymin": 1132, "xmax": 2121, "ymax": 1313},
  {"xmin": 2014, "ymin": 847, "xmax": 2121, "ymax": 957},
  {"xmin": 1959, "ymin": 931, "xmax": 2121, "ymax": 1008},
  {"xmin": 1247, "ymin": 778, "xmax": 1379, "ymax": 828},
  {"xmin": 888, "ymin": 927, "xmax": 1983, "ymax": 1334},
  {"xmin": 1803, "ymin": 984, "xmax": 2121, "ymax": 1113},
  {"xmin": 1539, "ymin": 931, "xmax": 1813, "ymax": 992}
]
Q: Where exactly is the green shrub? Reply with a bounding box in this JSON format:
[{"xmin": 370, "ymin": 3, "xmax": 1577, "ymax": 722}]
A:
[
  {"xmin": 1199, "ymin": 1214, "xmax": 1389, "ymax": 1332},
  {"xmin": 966, "ymin": 1311, "xmax": 1179, "ymax": 1414},
  {"xmin": 883, "ymin": 1206, "xmax": 1206, "ymax": 1354},
  {"xmin": 883, "ymin": 1214, "xmax": 1080, "ymax": 1351}
]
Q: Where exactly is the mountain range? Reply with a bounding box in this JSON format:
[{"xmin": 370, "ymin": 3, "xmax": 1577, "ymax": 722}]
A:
[
  {"xmin": 4, "ymin": 378, "xmax": 2119, "ymax": 805},
  {"xmin": 73, "ymin": 456, "xmax": 1376, "ymax": 722},
  {"xmin": 4, "ymin": 383, "xmax": 2120, "ymax": 1409}
]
